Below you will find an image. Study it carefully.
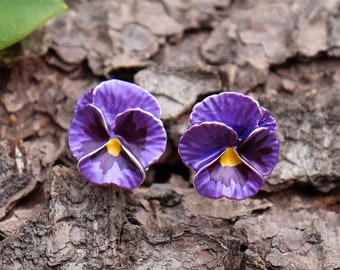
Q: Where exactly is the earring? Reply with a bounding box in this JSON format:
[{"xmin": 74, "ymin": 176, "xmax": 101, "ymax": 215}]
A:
[
  {"xmin": 178, "ymin": 92, "xmax": 279, "ymax": 200},
  {"xmin": 68, "ymin": 79, "xmax": 167, "ymax": 189}
]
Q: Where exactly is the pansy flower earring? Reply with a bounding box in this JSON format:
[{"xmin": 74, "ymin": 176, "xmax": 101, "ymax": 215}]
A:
[
  {"xmin": 68, "ymin": 79, "xmax": 167, "ymax": 189},
  {"xmin": 178, "ymin": 92, "xmax": 279, "ymax": 200}
]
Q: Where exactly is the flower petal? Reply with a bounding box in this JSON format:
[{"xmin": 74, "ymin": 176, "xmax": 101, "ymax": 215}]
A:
[
  {"xmin": 92, "ymin": 79, "xmax": 161, "ymax": 129},
  {"xmin": 194, "ymin": 160, "xmax": 264, "ymax": 200},
  {"xmin": 78, "ymin": 146, "xmax": 145, "ymax": 189},
  {"xmin": 238, "ymin": 127, "xmax": 279, "ymax": 176},
  {"xmin": 258, "ymin": 108, "xmax": 277, "ymax": 133},
  {"xmin": 68, "ymin": 104, "xmax": 110, "ymax": 160},
  {"xmin": 75, "ymin": 88, "xmax": 94, "ymax": 112},
  {"xmin": 178, "ymin": 122, "xmax": 238, "ymax": 171},
  {"xmin": 114, "ymin": 109, "xmax": 167, "ymax": 169},
  {"xmin": 190, "ymin": 92, "xmax": 262, "ymax": 140}
]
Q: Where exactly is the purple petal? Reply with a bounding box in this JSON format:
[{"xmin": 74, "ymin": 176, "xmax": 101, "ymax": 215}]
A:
[
  {"xmin": 78, "ymin": 146, "xmax": 145, "ymax": 189},
  {"xmin": 194, "ymin": 160, "xmax": 264, "ymax": 200},
  {"xmin": 92, "ymin": 79, "xmax": 161, "ymax": 129},
  {"xmin": 68, "ymin": 105, "xmax": 110, "ymax": 160},
  {"xmin": 75, "ymin": 88, "xmax": 94, "ymax": 112},
  {"xmin": 238, "ymin": 127, "xmax": 279, "ymax": 176},
  {"xmin": 190, "ymin": 92, "xmax": 262, "ymax": 140},
  {"xmin": 178, "ymin": 122, "xmax": 238, "ymax": 171},
  {"xmin": 114, "ymin": 109, "xmax": 167, "ymax": 169},
  {"xmin": 258, "ymin": 108, "xmax": 277, "ymax": 133}
]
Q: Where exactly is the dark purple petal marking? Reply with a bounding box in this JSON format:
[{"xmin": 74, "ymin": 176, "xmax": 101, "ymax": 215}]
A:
[
  {"xmin": 194, "ymin": 160, "xmax": 264, "ymax": 200},
  {"xmin": 190, "ymin": 92, "xmax": 262, "ymax": 140},
  {"xmin": 114, "ymin": 109, "xmax": 167, "ymax": 169},
  {"xmin": 78, "ymin": 146, "xmax": 145, "ymax": 189},
  {"xmin": 258, "ymin": 108, "xmax": 277, "ymax": 133},
  {"xmin": 92, "ymin": 80, "xmax": 161, "ymax": 129},
  {"xmin": 68, "ymin": 104, "xmax": 110, "ymax": 160},
  {"xmin": 238, "ymin": 127, "xmax": 279, "ymax": 176},
  {"xmin": 75, "ymin": 88, "xmax": 94, "ymax": 112},
  {"xmin": 178, "ymin": 122, "xmax": 238, "ymax": 171}
]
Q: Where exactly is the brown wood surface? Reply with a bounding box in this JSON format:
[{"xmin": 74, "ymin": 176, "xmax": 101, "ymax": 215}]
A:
[{"xmin": 0, "ymin": 0, "xmax": 339, "ymax": 269}]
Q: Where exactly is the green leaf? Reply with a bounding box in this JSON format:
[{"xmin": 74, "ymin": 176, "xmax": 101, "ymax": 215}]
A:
[{"xmin": 0, "ymin": 0, "xmax": 67, "ymax": 50}]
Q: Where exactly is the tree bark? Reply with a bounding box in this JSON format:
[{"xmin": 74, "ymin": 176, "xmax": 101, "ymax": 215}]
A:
[{"xmin": 0, "ymin": 0, "xmax": 339, "ymax": 269}]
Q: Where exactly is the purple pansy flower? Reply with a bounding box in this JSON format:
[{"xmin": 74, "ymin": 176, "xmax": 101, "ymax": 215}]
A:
[
  {"xmin": 68, "ymin": 79, "xmax": 167, "ymax": 189},
  {"xmin": 178, "ymin": 92, "xmax": 279, "ymax": 200}
]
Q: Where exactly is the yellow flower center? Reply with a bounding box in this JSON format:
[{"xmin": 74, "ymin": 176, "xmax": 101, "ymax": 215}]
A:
[
  {"xmin": 220, "ymin": 147, "xmax": 242, "ymax": 167},
  {"xmin": 106, "ymin": 138, "xmax": 122, "ymax": 157}
]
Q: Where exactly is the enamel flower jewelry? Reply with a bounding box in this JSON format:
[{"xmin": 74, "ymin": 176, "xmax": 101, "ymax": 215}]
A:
[
  {"xmin": 178, "ymin": 92, "xmax": 279, "ymax": 200},
  {"xmin": 68, "ymin": 81, "xmax": 278, "ymax": 199},
  {"xmin": 68, "ymin": 79, "xmax": 167, "ymax": 189}
]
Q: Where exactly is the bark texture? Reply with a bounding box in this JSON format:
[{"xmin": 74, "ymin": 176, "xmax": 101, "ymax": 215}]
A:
[{"xmin": 0, "ymin": 0, "xmax": 339, "ymax": 269}]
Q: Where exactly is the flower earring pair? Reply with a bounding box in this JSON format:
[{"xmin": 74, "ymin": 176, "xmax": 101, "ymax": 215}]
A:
[{"xmin": 68, "ymin": 79, "xmax": 279, "ymax": 200}]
